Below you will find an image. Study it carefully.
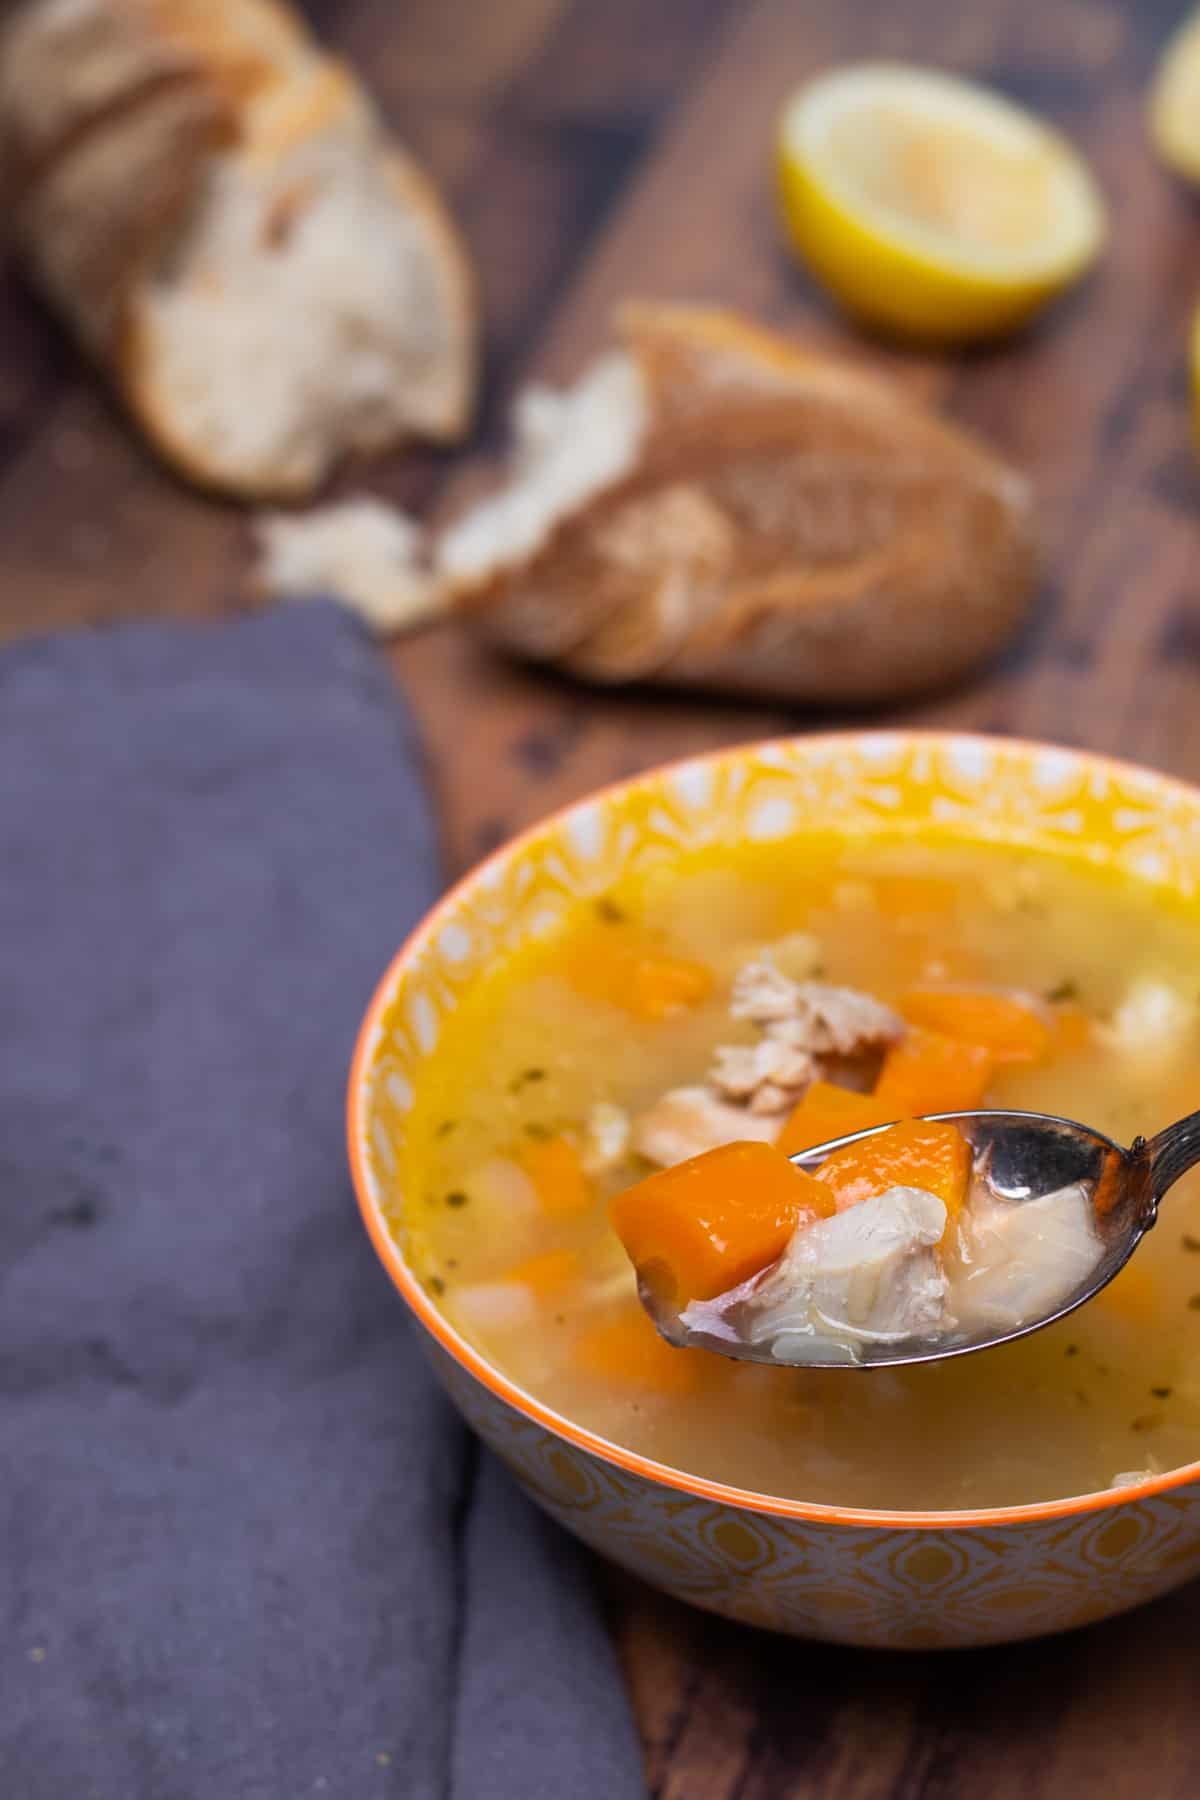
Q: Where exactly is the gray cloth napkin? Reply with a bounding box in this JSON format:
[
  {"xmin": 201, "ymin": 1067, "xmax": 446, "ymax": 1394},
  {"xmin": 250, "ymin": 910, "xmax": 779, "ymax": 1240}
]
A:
[{"xmin": 0, "ymin": 602, "xmax": 645, "ymax": 1800}]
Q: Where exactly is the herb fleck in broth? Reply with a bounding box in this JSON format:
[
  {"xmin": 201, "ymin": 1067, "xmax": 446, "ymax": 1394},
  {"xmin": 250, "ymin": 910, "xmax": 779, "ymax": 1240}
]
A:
[{"xmin": 397, "ymin": 840, "xmax": 1200, "ymax": 1511}]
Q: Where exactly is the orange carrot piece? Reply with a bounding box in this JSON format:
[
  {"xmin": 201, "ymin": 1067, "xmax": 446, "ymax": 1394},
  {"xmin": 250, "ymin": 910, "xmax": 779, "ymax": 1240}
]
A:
[
  {"xmin": 1051, "ymin": 1003, "xmax": 1092, "ymax": 1055},
  {"xmin": 567, "ymin": 932, "xmax": 712, "ymax": 1020},
  {"xmin": 875, "ymin": 1028, "xmax": 993, "ymax": 1115},
  {"xmin": 628, "ymin": 952, "xmax": 713, "ymax": 1019},
  {"xmin": 504, "ymin": 1249, "xmax": 580, "ymax": 1295},
  {"xmin": 869, "ymin": 874, "xmax": 961, "ymax": 919},
  {"xmin": 609, "ymin": 1140, "xmax": 834, "ymax": 1306},
  {"xmin": 901, "ymin": 987, "xmax": 1050, "ymax": 1065},
  {"xmin": 815, "ymin": 1119, "xmax": 972, "ymax": 1224},
  {"xmin": 520, "ymin": 1136, "xmax": 593, "ymax": 1219},
  {"xmin": 778, "ymin": 1082, "xmax": 902, "ymax": 1157},
  {"xmin": 575, "ymin": 1305, "xmax": 699, "ymax": 1394}
]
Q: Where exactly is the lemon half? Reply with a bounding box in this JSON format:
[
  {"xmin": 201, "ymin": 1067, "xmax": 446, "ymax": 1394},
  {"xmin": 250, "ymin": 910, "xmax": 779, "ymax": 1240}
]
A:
[
  {"xmin": 777, "ymin": 63, "xmax": 1107, "ymax": 344},
  {"xmin": 1151, "ymin": 11, "xmax": 1200, "ymax": 182}
]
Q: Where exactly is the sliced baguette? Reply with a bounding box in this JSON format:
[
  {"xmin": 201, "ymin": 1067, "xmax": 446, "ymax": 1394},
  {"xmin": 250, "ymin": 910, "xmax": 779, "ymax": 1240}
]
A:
[
  {"xmin": 446, "ymin": 303, "xmax": 1036, "ymax": 704},
  {"xmin": 0, "ymin": 0, "xmax": 208, "ymax": 180},
  {"xmin": 0, "ymin": 0, "xmax": 476, "ymax": 498},
  {"xmin": 123, "ymin": 73, "xmax": 475, "ymax": 497},
  {"xmin": 16, "ymin": 79, "xmax": 230, "ymax": 356}
]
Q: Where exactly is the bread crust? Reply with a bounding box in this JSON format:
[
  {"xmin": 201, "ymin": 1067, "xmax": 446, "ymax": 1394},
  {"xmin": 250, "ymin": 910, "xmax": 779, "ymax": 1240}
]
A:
[
  {"xmin": 457, "ymin": 304, "xmax": 1037, "ymax": 704},
  {"xmin": 0, "ymin": 0, "xmax": 477, "ymax": 497}
]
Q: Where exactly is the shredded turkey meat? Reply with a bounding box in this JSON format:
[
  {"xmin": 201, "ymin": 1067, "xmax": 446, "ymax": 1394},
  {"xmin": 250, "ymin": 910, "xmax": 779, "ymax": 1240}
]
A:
[
  {"xmin": 731, "ymin": 965, "xmax": 903, "ymax": 1053},
  {"xmin": 634, "ymin": 961, "xmax": 907, "ymax": 1163},
  {"xmin": 709, "ymin": 1038, "xmax": 818, "ymax": 1115},
  {"xmin": 708, "ymin": 966, "xmax": 903, "ymax": 1115}
]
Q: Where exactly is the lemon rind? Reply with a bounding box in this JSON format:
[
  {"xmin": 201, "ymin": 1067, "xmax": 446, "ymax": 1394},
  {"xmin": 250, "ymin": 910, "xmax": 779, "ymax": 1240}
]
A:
[{"xmin": 779, "ymin": 62, "xmax": 1107, "ymax": 294}]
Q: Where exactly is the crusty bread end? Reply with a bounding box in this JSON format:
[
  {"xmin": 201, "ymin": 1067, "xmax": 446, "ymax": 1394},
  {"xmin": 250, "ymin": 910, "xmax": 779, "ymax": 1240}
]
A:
[
  {"xmin": 446, "ymin": 303, "xmax": 1037, "ymax": 705},
  {"xmin": 0, "ymin": 0, "xmax": 477, "ymax": 499}
]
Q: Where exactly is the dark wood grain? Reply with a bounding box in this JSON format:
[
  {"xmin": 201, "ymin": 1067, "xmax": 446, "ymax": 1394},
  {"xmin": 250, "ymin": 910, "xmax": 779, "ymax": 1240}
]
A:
[{"xmin": 3, "ymin": 0, "xmax": 1200, "ymax": 1792}]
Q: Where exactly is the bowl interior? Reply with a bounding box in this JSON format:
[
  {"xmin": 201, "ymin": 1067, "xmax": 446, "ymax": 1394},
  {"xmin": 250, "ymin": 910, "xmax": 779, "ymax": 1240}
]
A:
[{"xmin": 349, "ymin": 731, "xmax": 1200, "ymax": 1527}]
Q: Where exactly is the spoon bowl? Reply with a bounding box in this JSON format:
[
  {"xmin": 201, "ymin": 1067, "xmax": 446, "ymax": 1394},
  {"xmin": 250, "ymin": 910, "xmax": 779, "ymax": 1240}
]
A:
[{"xmin": 650, "ymin": 1106, "xmax": 1194, "ymax": 1370}]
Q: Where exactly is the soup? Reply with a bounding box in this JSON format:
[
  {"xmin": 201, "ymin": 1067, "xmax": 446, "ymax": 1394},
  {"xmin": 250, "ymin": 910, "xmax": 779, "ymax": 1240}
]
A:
[{"xmin": 396, "ymin": 840, "xmax": 1200, "ymax": 1511}]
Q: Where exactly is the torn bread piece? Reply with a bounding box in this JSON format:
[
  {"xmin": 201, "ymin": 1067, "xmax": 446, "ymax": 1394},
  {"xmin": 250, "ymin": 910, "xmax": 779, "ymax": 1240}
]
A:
[
  {"xmin": 440, "ymin": 301, "xmax": 1037, "ymax": 703},
  {"xmin": 0, "ymin": 0, "xmax": 216, "ymax": 184},
  {"xmin": 0, "ymin": 0, "xmax": 476, "ymax": 498},
  {"xmin": 252, "ymin": 498, "xmax": 443, "ymax": 634},
  {"xmin": 125, "ymin": 116, "xmax": 475, "ymax": 497}
]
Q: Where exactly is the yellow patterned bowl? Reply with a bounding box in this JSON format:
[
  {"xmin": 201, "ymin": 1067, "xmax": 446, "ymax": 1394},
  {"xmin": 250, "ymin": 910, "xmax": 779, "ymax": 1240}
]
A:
[{"xmin": 348, "ymin": 732, "xmax": 1200, "ymax": 1649}]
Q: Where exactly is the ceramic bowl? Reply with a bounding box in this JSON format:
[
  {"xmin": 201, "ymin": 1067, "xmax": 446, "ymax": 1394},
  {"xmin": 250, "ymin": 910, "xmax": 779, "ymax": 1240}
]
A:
[{"xmin": 348, "ymin": 732, "xmax": 1200, "ymax": 1649}]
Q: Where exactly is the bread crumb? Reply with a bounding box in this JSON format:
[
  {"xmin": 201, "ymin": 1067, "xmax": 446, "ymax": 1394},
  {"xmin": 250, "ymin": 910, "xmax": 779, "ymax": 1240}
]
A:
[{"xmin": 252, "ymin": 497, "xmax": 445, "ymax": 635}]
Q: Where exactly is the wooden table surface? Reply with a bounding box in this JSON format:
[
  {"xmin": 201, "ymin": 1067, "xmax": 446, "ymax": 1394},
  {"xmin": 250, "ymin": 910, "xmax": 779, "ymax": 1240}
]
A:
[{"xmin": 4, "ymin": 0, "xmax": 1200, "ymax": 1791}]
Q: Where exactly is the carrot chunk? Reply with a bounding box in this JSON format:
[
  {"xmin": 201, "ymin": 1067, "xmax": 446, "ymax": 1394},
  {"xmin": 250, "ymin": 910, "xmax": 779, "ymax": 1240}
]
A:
[
  {"xmin": 520, "ymin": 1136, "xmax": 593, "ymax": 1219},
  {"xmin": 504, "ymin": 1249, "xmax": 580, "ymax": 1295},
  {"xmin": 575, "ymin": 1305, "xmax": 699, "ymax": 1393},
  {"xmin": 869, "ymin": 873, "xmax": 961, "ymax": 919},
  {"xmin": 1051, "ymin": 1002, "xmax": 1092, "ymax": 1055},
  {"xmin": 901, "ymin": 987, "xmax": 1050, "ymax": 1065},
  {"xmin": 628, "ymin": 951, "xmax": 713, "ymax": 1019},
  {"xmin": 778, "ymin": 1082, "xmax": 902, "ymax": 1157},
  {"xmin": 566, "ymin": 931, "xmax": 712, "ymax": 1020},
  {"xmin": 609, "ymin": 1140, "xmax": 834, "ymax": 1306},
  {"xmin": 815, "ymin": 1119, "xmax": 972, "ymax": 1224},
  {"xmin": 875, "ymin": 1027, "xmax": 993, "ymax": 1115}
]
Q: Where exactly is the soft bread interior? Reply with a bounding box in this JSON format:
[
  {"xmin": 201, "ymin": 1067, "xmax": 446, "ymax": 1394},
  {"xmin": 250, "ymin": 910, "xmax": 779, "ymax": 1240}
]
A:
[
  {"xmin": 1, "ymin": 0, "xmax": 476, "ymax": 499},
  {"xmin": 437, "ymin": 350, "xmax": 647, "ymax": 593},
  {"xmin": 128, "ymin": 121, "xmax": 474, "ymax": 496},
  {"xmin": 253, "ymin": 496, "xmax": 441, "ymax": 633},
  {"xmin": 437, "ymin": 303, "xmax": 1036, "ymax": 702}
]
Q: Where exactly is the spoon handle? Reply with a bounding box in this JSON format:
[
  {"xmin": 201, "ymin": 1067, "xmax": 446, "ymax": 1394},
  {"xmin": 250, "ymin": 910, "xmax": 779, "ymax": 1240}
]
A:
[{"xmin": 1140, "ymin": 1108, "xmax": 1200, "ymax": 1201}]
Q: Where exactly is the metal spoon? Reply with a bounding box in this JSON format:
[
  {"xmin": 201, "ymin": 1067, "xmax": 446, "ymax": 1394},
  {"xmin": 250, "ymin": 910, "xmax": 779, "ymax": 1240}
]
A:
[{"xmin": 649, "ymin": 1107, "xmax": 1200, "ymax": 1370}]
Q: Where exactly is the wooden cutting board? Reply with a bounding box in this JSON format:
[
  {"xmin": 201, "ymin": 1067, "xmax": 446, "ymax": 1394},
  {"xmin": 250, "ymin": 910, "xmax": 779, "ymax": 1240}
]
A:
[{"xmin": 2, "ymin": 0, "xmax": 1199, "ymax": 1792}]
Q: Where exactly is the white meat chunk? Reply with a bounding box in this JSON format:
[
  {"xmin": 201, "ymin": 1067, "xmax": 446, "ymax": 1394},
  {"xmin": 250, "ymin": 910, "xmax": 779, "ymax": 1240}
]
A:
[
  {"xmin": 581, "ymin": 1101, "xmax": 631, "ymax": 1174},
  {"xmin": 632, "ymin": 1084, "xmax": 782, "ymax": 1167},
  {"xmin": 449, "ymin": 1281, "xmax": 537, "ymax": 1337},
  {"xmin": 680, "ymin": 1186, "xmax": 950, "ymax": 1364},
  {"xmin": 1099, "ymin": 978, "xmax": 1196, "ymax": 1065},
  {"xmin": 709, "ymin": 1037, "xmax": 818, "ymax": 1115},
  {"xmin": 1110, "ymin": 1468, "xmax": 1157, "ymax": 1489},
  {"xmin": 952, "ymin": 1183, "xmax": 1101, "ymax": 1333}
]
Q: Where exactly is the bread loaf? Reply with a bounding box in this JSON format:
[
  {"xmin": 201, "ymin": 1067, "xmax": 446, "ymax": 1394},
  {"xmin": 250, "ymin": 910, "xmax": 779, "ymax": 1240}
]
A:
[
  {"xmin": 440, "ymin": 303, "xmax": 1038, "ymax": 704},
  {"xmin": 0, "ymin": 0, "xmax": 476, "ymax": 498}
]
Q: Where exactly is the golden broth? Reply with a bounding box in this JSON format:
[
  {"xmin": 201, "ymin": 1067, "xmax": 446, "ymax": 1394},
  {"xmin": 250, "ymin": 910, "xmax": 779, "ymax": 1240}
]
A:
[{"xmin": 397, "ymin": 841, "xmax": 1200, "ymax": 1511}]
